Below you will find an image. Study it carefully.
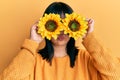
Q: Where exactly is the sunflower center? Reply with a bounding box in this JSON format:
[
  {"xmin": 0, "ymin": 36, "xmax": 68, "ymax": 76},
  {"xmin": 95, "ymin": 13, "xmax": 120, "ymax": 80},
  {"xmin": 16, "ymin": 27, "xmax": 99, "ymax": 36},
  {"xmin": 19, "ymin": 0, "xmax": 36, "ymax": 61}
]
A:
[
  {"xmin": 68, "ymin": 20, "xmax": 80, "ymax": 32},
  {"xmin": 45, "ymin": 20, "xmax": 57, "ymax": 32}
]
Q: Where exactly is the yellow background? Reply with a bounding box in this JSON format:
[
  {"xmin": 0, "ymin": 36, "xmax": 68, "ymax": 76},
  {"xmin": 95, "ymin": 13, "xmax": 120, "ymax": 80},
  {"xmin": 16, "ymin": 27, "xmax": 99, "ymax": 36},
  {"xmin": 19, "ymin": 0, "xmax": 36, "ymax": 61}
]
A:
[{"xmin": 0, "ymin": 0, "xmax": 120, "ymax": 73}]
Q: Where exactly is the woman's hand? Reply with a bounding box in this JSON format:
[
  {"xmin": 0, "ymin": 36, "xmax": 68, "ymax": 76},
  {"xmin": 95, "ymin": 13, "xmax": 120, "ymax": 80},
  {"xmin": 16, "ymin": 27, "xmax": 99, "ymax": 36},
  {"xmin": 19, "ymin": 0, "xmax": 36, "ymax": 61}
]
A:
[
  {"xmin": 30, "ymin": 23, "xmax": 43, "ymax": 44},
  {"xmin": 87, "ymin": 19, "xmax": 94, "ymax": 34},
  {"xmin": 83, "ymin": 19, "xmax": 94, "ymax": 39}
]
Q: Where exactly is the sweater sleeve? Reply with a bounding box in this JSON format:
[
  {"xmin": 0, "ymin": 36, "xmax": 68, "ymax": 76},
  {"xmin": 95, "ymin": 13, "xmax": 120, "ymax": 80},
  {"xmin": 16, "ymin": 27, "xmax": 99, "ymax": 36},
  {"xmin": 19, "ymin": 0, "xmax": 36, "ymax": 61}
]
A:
[
  {"xmin": 0, "ymin": 39, "xmax": 39, "ymax": 80},
  {"xmin": 82, "ymin": 32, "xmax": 120, "ymax": 80}
]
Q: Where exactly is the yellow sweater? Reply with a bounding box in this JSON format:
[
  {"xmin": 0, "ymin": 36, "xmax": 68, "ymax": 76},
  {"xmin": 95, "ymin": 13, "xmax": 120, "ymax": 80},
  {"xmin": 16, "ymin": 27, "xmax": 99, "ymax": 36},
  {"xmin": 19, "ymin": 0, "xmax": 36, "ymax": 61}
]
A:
[{"xmin": 0, "ymin": 33, "xmax": 120, "ymax": 80}]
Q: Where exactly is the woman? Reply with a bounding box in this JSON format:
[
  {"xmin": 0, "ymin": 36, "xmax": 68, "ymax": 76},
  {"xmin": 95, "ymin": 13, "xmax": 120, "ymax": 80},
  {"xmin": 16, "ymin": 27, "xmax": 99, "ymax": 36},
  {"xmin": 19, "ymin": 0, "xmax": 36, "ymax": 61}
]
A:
[{"xmin": 0, "ymin": 2, "xmax": 120, "ymax": 80}]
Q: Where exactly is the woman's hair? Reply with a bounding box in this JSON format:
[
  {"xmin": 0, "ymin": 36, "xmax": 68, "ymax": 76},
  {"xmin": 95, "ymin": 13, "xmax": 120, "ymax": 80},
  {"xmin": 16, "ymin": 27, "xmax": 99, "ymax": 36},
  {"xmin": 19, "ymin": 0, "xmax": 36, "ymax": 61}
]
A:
[{"xmin": 38, "ymin": 2, "xmax": 78, "ymax": 68}]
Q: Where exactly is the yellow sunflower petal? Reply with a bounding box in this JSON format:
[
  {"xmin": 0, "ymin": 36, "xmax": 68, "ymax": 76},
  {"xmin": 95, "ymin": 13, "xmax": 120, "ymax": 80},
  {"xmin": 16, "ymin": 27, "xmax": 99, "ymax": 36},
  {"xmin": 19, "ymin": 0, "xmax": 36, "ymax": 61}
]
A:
[
  {"xmin": 63, "ymin": 13, "xmax": 88, "ymax": 40},
  {"xmin": 37, "ymin": 13, "xmax": 63, "ymax": 40}
]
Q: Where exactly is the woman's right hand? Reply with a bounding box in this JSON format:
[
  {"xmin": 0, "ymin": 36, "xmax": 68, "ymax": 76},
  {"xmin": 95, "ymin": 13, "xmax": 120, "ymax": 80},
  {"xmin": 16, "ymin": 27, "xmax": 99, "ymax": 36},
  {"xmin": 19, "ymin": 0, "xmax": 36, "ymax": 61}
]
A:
[{"xmin": 30, "ymin": 23, "xmax": 43, "ymax": 44}]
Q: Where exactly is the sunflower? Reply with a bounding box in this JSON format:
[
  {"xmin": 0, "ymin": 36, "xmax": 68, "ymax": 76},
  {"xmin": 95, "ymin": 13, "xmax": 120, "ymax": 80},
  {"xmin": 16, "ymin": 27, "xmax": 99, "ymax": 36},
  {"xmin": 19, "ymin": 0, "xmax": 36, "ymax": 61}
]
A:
[
  {"xmin": 37, "ymin": 13, "xmax": 63, "ymax": 40},
  {"xmin": 63, "ymin": 13, "xmax": 88, "ymax": 40}
]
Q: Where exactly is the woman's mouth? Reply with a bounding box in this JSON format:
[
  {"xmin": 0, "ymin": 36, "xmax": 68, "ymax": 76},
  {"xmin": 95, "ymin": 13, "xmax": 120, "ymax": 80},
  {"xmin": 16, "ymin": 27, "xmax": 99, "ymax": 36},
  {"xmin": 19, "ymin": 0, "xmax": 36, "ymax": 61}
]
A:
[{"xmin": 57, "ymin": 34, "xmax": 65, "ymax": 41}]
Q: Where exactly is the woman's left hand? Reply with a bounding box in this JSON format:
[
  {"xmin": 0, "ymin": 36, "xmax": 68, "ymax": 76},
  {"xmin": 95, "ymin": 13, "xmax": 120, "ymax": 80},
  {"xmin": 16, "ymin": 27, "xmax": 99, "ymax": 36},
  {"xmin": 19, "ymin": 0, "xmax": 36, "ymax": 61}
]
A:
[{"xmin": 83, "ymin": 19, "xmax": 94, "ymax": 39}]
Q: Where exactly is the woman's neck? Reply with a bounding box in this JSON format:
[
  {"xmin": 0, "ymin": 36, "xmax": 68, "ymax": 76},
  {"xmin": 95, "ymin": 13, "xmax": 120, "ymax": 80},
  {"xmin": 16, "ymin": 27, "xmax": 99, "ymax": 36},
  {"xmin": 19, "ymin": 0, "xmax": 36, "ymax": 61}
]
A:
[{"xmin": 53, "ymin": 45, "xmax": 67, "ymax": 57}]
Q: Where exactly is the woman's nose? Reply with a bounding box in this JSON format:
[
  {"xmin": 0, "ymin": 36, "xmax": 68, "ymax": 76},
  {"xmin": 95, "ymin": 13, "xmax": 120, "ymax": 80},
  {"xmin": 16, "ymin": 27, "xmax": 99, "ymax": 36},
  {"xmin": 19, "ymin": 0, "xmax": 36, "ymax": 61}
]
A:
[{"xmin": 60, "ymin": 31, "xmax": 64, "ymax": 34}]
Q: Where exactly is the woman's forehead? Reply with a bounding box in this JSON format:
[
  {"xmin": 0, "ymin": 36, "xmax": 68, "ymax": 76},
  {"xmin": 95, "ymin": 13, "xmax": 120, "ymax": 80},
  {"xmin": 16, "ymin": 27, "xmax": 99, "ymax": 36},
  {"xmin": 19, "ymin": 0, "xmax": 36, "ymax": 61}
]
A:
[{"xmin": 60, "ymin": 13, "xmax": 65, "ymax": 19}]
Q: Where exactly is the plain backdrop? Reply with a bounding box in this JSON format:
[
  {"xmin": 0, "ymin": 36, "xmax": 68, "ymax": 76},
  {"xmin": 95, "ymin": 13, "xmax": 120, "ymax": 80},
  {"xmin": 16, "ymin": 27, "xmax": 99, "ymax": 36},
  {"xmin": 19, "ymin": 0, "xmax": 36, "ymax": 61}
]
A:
[{"xmin": 0, "ymin": 0, "xmax": 120, "ymax": 73}]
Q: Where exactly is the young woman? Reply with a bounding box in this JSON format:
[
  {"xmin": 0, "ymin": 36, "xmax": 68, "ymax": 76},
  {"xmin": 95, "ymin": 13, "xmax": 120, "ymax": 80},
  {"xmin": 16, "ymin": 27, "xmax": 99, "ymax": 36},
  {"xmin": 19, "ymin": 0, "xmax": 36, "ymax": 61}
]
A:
[{"xmin": 0, "ymin": 2, "xmax": 120, "ymax": 80}]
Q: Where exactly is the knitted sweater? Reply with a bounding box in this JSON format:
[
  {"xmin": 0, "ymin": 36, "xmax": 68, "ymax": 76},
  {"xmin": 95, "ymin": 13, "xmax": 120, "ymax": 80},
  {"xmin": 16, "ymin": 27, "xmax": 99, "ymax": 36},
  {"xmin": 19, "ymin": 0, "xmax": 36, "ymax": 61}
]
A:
[{"xmin": 0, "ymin": 33, "xmax": 120, "ymax": 80}]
